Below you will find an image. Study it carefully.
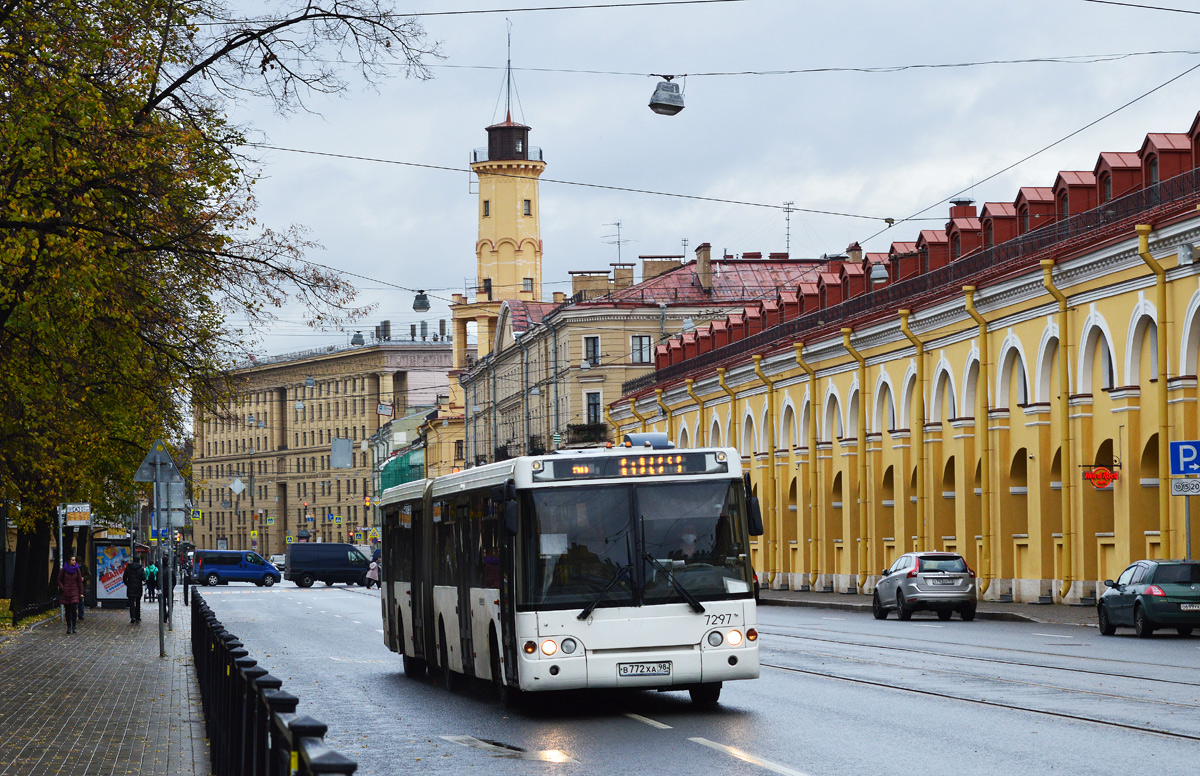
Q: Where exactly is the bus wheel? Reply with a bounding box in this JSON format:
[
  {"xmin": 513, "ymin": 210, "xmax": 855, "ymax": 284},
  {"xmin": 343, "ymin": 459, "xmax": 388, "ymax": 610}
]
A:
[{"xmin": 689, "ymin": 683, "xmax": 722, "ymax": 705}]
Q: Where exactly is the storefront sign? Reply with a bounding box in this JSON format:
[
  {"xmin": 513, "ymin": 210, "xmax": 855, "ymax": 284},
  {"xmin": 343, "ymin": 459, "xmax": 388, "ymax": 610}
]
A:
[{"xmin": 1083, "ymin": 466, "xmax": 1119, "ymax": 490}]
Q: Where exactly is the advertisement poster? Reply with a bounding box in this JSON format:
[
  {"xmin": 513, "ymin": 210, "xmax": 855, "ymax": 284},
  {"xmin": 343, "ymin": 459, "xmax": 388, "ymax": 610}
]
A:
[{"xmin": 95, "ymin": 544, "xmax": 132, "ymax": 600}]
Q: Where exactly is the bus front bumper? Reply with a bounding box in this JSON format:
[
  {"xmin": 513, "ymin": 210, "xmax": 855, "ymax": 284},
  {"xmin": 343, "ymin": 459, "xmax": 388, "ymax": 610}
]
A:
[{"xmin": 517, "ymin": 644, "xmax": 759, "ymax": 692}]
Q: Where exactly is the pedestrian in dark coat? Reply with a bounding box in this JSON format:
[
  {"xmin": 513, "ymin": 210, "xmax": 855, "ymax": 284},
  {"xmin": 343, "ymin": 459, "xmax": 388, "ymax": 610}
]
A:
[
  {"xmin": 58, "ymin": 556, "xmax": 85, "ymax": 634},
  {"xmin": 122, "ymin": 558, "xmax": 144, "ymax": 624}
]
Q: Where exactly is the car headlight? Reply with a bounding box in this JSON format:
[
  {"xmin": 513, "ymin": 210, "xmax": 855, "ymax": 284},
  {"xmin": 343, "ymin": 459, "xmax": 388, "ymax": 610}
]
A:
[
  {"xmin": 560, "ymin": 638, "xmax": 578, "ymax": 655},
  {"xmin": 540, "ymin": 639, "xmax": 557, "ymax": 656},
  {"xmin": 726, "ymin": 629, "xmax": 743, "ymax": 647},
  {"xmin": 707, "ymin": 631, "xmax": 724, "ymax": 647}
]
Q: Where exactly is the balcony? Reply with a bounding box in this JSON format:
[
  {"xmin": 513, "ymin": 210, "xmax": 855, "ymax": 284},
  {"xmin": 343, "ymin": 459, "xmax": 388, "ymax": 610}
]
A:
[{"xmin": 472, "ymin": 146, "xmax": 544, "ymax": 163}]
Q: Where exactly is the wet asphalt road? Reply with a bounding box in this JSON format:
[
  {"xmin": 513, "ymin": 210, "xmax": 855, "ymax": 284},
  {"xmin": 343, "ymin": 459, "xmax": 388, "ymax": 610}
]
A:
[{"xmin": 199, "ymin": 585, "xmax": 1200, "ymax": 776}]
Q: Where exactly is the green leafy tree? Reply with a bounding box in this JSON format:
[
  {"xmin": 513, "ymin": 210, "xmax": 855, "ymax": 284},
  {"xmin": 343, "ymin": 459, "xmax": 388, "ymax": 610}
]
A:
[{"xmin": 0, "ymin": 0, "xmax": 437, "ymax": 606}]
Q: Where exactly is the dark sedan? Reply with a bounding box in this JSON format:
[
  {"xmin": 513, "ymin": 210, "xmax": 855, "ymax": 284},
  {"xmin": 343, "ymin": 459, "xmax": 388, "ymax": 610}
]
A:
[{"xmin": 1098, "ymin": 560, "xmax": 1200, "ymax": 637}]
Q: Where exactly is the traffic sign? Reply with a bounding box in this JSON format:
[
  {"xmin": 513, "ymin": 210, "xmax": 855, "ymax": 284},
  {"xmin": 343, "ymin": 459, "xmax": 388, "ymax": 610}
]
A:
[
  {"xmin": 250, "ymin": 530, "xmax": 258, "ymax": 538},
  {"xmin": 1170, "ymin": 440, "xmax": 1200, "ymax": 476},
  {"xmin": 190, "ymin": 509, "xmax": 203, "ymax": 522},
  {"xmin": 133, "ymin": 440, "xmax": 182, "ymax": 482},
  {"xmin": 1171, "ymin": 478, "xmax": 1200, "ymax": 496},
  {"xmin": 286, "ymin": 535, "xmax": 294, "ymax": 544},
  {"xmin": 266, "ymin": 517, "xmax": 274, "ymax": 526},
  {"xmin": 334, "ymin": 515, "xmax": 343, "ymax": 525}
]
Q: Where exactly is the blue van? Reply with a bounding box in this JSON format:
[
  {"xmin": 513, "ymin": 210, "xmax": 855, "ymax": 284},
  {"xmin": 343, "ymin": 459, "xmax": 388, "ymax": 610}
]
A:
[{"xmin": 194, "ymin": 550, "xmax": 282, "ymax": 587}]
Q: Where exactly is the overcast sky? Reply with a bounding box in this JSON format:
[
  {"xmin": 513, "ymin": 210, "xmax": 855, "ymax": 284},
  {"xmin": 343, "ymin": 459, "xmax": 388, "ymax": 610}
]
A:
[{"xmin": 230, "ymin": 0, "xmax": 1200, "ymax": 357}]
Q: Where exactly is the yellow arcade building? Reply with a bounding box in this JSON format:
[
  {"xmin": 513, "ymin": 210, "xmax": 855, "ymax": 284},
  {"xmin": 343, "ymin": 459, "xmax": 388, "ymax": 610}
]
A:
[{"xmin": 613, "ymin": 110, "xmax": 1200, "ymax": 605}]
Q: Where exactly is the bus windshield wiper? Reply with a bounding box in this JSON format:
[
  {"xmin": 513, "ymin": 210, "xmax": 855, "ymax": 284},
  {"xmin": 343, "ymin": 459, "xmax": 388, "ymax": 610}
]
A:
[
  {"xmin": 643, "ymin": 553, "xmax": 706, "ymax": 613},
  {"xmin": 576, "ymin": 564, "xmax": 631, "ymax": 621}
]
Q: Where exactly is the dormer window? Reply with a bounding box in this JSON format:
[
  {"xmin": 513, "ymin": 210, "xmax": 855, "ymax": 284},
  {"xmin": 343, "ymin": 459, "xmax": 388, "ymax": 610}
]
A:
[
  {"xmin": 1148, "ymin": 155, "xmax": 1160, "ymax": 186},
  {"xmin": 1020, "ymin": 208, "xmax": 1030, "ymax": 233},
  {"xmin": 951, "ymin": 234, "xmax": 961, "ymax": 260},
  {"xmin": 984, "ymin": 222, "xmax": 994, "ymax": 248},
  {"xmin": 1058, "ymin": 190, "xmax": 1068, "ymax": 219},
  {"xmin": 1102, "ymin": 174, "xmax": 1112, "ymax": 202}
]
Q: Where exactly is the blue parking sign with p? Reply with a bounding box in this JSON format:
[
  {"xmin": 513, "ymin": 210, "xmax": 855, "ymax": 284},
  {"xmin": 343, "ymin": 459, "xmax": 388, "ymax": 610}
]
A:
[{"xmin": 1169, "ymin": 440, "xmax": 1200, "ymax": 475}]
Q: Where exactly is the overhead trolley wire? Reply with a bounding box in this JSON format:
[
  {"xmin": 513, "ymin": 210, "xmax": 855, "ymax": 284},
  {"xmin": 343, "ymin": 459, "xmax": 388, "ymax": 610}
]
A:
[{"xmin": 855, "ymin": 59, "xmax": 1200, "ymax": 246}]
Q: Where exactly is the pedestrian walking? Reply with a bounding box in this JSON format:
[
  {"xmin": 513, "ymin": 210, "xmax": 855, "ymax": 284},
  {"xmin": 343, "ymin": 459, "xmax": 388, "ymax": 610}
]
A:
[
  {"xmin": 145, "ymin": 560, "xmax": 158, "ymax": 602},
  {"xmin": 122, "ymin": 557, "xmax": 144, "ymax": 623},
  {"xmin": 365, "ymin": 559, "xmax": 380, "ymax": 589},
  {"xmin": 58, "ymin": 556, "xmax": 85, "ymax": 634}
]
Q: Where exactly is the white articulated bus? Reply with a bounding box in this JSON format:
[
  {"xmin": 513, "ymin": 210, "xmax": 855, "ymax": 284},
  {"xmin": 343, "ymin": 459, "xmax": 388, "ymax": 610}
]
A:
[{"xmin": 379, "ymin": 435, "xmax": 763, "ymax": 705}]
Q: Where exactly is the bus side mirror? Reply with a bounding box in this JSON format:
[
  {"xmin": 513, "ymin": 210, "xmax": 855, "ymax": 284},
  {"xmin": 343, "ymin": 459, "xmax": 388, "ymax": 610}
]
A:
[
  {"xmin": 747, "ymin": 497, "xmax": 764, "ymax": 537},
  {"xmin": 503, "ymin": 501, "xmax": 520, "ymax": 537},
  {"xmin": 490, "ymin": 485, "xmax": 505, "ymax": 503}
]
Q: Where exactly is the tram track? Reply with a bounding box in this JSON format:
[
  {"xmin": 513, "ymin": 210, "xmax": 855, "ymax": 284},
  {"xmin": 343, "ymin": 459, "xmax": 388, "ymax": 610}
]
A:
[
  {"xmin": 759, "ymin": 660, "xmax": 1200, "ymax": 743},
  {"xmin": 759, "ymin": 624, "xmax": 1200, "ymax": 688}
]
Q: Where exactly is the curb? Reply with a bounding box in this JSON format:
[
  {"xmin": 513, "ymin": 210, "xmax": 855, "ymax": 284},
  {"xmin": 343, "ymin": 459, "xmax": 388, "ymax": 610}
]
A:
[{"xmin": 758, "ymin": 596, "xmax": 1037, "ymax": 623}]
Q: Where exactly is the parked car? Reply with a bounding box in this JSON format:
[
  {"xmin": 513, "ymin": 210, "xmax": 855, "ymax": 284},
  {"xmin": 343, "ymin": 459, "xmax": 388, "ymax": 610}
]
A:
[
  {"xmin": 873, "ymin": 552, "xmax": 977, "ymax": 621},
  {"xmin": 193, "ymin": 550, "xmax": 282, "ymax": 587},
  {"xmin": 268, "ymin": 553, "xmax": 286, "ymax": 573},
  {"xmin": 285, "ymin": 543, "xmax": 370, "ymax": 588},
  {"xmin": 1098, "ymin": 560, "xmax": 1200, "ymax": 637}
]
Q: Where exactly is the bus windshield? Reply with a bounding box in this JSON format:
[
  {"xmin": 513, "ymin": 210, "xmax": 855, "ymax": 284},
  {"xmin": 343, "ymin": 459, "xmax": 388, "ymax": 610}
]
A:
[{"xmin": 520, "ymin": 480, "xmax": 754, "ymax": 611}]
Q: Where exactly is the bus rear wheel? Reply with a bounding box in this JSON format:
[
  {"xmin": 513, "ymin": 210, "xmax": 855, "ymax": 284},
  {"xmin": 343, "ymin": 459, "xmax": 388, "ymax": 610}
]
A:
[{"xmin": 689, "ymin": 683, "xmax": 722, "ymax": 705}]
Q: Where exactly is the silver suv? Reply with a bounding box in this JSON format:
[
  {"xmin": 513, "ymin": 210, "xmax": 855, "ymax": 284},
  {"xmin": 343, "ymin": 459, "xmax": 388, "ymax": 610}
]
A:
[{"xmin": 873, "ymin": 552, "xmax": 977, "ymax": 621}]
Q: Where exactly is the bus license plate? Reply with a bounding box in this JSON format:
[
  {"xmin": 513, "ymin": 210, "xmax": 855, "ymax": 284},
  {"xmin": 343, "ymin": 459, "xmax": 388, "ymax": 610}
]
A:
[{"xmin": 618, "ymin": 661, "xmax": 672, "ymax": 677}]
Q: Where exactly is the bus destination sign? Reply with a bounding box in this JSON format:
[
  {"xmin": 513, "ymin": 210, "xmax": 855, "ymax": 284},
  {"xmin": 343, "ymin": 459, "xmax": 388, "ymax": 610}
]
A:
[{"xmin": 551, "ymin": 452, "xmax": 722, "ymax": 480}]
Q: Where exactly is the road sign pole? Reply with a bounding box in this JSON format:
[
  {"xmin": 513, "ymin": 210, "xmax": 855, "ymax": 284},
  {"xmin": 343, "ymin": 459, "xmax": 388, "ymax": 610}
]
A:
[
  {"xmin": 56, "ymin": 505, "xmax": 64, "ymax": 624},
  {"xmin": 1187, "ymin": 495, "xmax": 1193, "ymax": 561}
]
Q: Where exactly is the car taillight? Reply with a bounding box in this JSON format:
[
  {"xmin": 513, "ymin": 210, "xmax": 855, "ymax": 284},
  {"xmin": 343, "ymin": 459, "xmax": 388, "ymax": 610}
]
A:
[
  {"xmin": 965, "ymin": 563, "xmax": 976, "ymax": 578},
  {"xmin": 1145, "ymin": 585, "xmax": 1166, "ymax": 597},
  {"xmin": 907, "ymin": 564, "xmax": 919, "ymax": 578}
]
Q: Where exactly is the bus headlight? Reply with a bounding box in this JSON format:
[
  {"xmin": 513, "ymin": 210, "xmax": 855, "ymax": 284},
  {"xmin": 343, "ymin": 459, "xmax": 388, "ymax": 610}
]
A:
[
  {"xmin": 715, "ymin": 451, "xmax": 727, "ymax": 462},
  {"xmin": 560, "ymin": 638, "xmax": 578, "ymax": 655},
  {"xmin": 531, "ymin": 460, "xmax": 544, "ymax": 472},
  {"xmin": 707, "ymin": 631, "xmax": 723, "ymax": 647},
  {"xmin": 540, "ymin": 639, "xmax": 558, "ymax": 656},
  {"xmin": 726, "ymin": 629, "xmax": 743, "ymax": 647}
]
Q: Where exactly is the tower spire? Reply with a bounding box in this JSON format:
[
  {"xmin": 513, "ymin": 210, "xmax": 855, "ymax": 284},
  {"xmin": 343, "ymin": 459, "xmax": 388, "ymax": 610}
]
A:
[{"xmin": 505, "ymin": 19, "xmax": 513, "ymax": 123}]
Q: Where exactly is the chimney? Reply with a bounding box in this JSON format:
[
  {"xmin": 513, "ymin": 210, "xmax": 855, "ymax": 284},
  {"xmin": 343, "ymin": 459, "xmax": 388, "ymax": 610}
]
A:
[
  {"xmin": 640, "ymin": 255, "xmax": 683, "ymax": 280},
  {"xmin": 846, "ymin": 242, "xmax": 863, "ymax": 264},
  {"xmin": 949, "ymin": 198, "xmax": 977, "ymax": 219},
  {"xmin": 553, "ymin": 291, "xmax": 566, "ymax": 303},
  {"xmin": 569, "ymin": 270, "xmax": 611, "ymax": 301},
  {"xmin": 742, "ymin": 251, "xmax": 762, "ymax": 260},
  {"xmin": 611, "ymin": 263, "xmax": 634, "ymax": 290},
  {"xmin": 696, "ymin": 243, "xmax": 713, "ymax": 293},
  {"xmin": 769, "ymin": 252, "xmax": 789, "ymax": 261}
]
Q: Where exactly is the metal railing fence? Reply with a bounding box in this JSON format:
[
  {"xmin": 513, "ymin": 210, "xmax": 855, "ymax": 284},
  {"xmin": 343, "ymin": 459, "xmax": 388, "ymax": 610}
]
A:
[
  {"xmin": 191, "ymin": 592, "xmax": 357, "ymax": 775},
  {"xmin": 10, "ymin": 597, "xmax": 58, "ymax": 627}
]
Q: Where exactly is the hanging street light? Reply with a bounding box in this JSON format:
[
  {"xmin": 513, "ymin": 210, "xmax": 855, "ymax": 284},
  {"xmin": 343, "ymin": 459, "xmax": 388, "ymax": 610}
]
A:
[
  {"xmin": 649, "ymin": 75, "xmax": 685, "ymax": 116},
  {"xmin": 413, "ymin": 290, "xmax": 431, "ymax": 312}
]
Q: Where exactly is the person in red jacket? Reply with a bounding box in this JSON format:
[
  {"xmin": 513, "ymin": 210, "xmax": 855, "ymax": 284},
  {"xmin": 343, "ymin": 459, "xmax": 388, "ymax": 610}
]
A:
[{"xmin": 58, "ymin": 556, "xmax": 85, "ymax": 634}]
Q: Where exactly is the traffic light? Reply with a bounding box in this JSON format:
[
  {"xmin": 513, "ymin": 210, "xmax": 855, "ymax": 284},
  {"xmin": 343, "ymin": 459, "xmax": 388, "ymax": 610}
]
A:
[{"xmin": 364, "ymin": 495, "xmax": 371, "ymax": 507}]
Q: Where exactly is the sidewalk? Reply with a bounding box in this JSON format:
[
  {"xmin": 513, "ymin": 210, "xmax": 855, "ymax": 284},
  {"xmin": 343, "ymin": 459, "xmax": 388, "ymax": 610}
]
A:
[
  {"xmin": 0, "ymin": 592, "xmax": 209, "ymax": 776},
  {"xmin": 760, "ymin": 588, "xmax": 1098, "ymax": 626}
]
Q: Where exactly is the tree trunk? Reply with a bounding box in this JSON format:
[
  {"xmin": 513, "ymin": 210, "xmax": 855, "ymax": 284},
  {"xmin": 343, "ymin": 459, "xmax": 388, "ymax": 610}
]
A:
[{"xmin": 11, "ymin": 516, "xmax": 54, "ymax": 611}]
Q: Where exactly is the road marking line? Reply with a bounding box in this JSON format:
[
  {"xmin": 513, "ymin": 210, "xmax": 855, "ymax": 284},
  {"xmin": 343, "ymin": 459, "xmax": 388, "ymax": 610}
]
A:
[
  {"xmin": 376, "ymin": 629, "xmax": 384, "ymax": 634},
  {"xmin": 352, "ymin": 620, "xmax": 362, "ymax": 624},
  {"xmin": 911, "ymin": 624, "xmax": 942, "ymax": 628},
  {"xmin": 441, "ymin": 735, "xmax": 578, "ymax": 763},
  {"xmin": 688, "ymin": 738, "xmax": 810, "ymax": 776},
  {"xmin": 625, "ymin": 712, "xmax": 672, "ymax": 729},
  {"xmin": 334, "ymin": 614, "xmax": 343, "ymax": 618},
  {"xmin": 821, "ymin": 617, "xmax": 845, "ymax": 621},
  {"xmin": 1033, "ymin": 633, "xmax": 1073, "ymax": 638}
]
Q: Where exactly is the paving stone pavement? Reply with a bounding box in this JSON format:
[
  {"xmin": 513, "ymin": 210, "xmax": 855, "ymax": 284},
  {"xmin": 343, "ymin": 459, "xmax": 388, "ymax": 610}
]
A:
[{"xmin": 0, "ymin": 592, "xmax": 210, "ymax": 776}]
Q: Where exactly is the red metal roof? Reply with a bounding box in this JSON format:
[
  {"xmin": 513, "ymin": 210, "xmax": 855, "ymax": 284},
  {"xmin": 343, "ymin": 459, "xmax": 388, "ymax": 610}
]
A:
[
  {"xmin": 917, "ymin": 229, "xmax": 948, "ymax": 244},
  {"xmin": 1097, "ymin": 151, "xmax": 1141, "ymax": 169},
  {"xmin": 1055, "ymin": 171, "xmax": 1096, "ymax": 187},
  {"xmin": 865, "ymin": 253, "xmax": 889, "ymax": 264},
  {"xmin": 505, "ymin": 300, "xmax": 559, "ymax": 334},
  {"xmin": 981, "ymin": 202, "xmax": 1017, "ymax": 217},
  {"xmin": 1017, "ymin": 187, "xmax": 1055, "ymax": 202},
  {"xmin": 590, "ymin": 259, "xmax": 825, "ymax": 306},
  {"xmin": 890, "ymin": 242, "xmax": 918, "ymax": 254},
  {"xmin": 1142, "ymin": 133, "xmax": 1191, "ymax": 153},
  {"xmin": 948, "ymin": 218, "xmax": 982, "ymax": 231}
]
